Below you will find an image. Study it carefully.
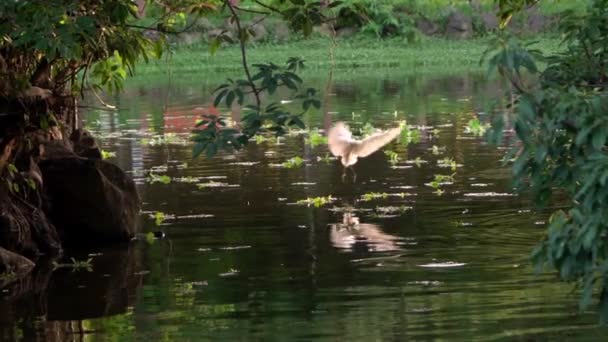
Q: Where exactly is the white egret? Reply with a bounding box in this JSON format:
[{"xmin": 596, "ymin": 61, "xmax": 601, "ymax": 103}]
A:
[{"xmin": 327, "ymin": 121, "xmax": 402, "ymax": 181}]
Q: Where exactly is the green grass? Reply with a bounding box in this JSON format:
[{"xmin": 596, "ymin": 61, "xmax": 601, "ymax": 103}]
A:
[
  {"xmin": 336, "ymin": 0, "xmax": 587, "ymax": 17},
  {"xmin": 132, "ymin": 36, "xmax": 560, "ymax": 81}
]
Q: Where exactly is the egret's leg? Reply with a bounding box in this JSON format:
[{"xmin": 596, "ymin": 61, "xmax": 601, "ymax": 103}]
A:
[
  {"xmin": 351, "ymin": 166, "xmax": 357, "ymax": 183},
  {"xmin": 342, "ymin": 168, "xmax": 347, "ymax": 182}
]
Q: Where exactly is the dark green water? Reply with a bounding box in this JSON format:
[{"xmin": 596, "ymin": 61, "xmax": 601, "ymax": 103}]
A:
[{"xmin": 1, "ymin": 71, "xmax": 607, "ymax": 341}]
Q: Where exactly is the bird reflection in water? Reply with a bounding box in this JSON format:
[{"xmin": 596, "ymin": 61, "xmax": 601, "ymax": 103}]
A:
[{"xmin": 330, "ymin": 211, "xmax": 403, "ymax": 252}]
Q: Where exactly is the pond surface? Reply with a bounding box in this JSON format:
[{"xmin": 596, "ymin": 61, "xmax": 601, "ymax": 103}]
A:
[{"xmin": 2, "ymin": 71, "xmax": 607, "ymax": 341}]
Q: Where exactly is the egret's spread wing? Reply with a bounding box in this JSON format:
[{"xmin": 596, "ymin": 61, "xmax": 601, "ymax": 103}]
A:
[
  {"xmin": 329, "ymin": 224, "xmax": 356, "ymax": 249},
  {"xmin": 353, "ymin": 126, "xmax": 402, "ymax": 158},
  {"xmin": 328, "ymin": 122, "xmax": 355, "ymax": 157},
  {"xmin": 356, "ymin": 223, "xmax": 402, "ymax": 252}
]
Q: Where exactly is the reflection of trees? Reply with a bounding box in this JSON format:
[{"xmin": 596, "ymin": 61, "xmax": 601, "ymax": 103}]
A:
[
  {"xmin": 0, "ymin": 245, "xmax": 144, "ymax": 341},
  {"xmin": 60, "ymin": 71, "xmax": 586, "ymax": 340}
]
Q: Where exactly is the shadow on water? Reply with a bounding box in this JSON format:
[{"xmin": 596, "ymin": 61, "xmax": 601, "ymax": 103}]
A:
[
  {"xmin": 2, "ymin": 71, "xmax": 607, "ymax": 341},
  {"xmin": 0, "ymin": 244, "xmax": 144, "ymax": 341}
]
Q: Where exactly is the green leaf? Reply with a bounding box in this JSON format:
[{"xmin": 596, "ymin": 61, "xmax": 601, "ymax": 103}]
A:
[
  {"xmin": 209, "ymin": 38, "xmax": 221, "ymax": 55},
  {"xmin": 193, "ymin": 141, "xmax": 208, "ymax": 158},
  {"xmin": 226, "ymin": 91, "xmax": 236, "ymax": 106}
]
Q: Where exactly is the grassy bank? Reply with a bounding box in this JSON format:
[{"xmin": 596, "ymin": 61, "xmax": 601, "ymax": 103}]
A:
[{"xmin": 133, "ymin": 36, "xmax": 561, "ymax": 81}]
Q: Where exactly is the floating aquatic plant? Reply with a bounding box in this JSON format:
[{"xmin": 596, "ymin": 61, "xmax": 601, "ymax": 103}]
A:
[
  {"xmin": 431, "ymin": 145, "xmax": 445, "ymax": 155},
  {"xmin": 384, "ymin": 150, "xmax": 400, "ymax": 165},
  {"xmin": 101, "ymin": 150, "xmax": 116, "ymax": 159},
  {"xmin": 149, "ymin": 173, "xmax": 171, "ymax": 184},
  {"xmin": 254, "ymin": 135, "xmax": 270, "ymax": 144},
  {"xmin": 406, "ymin": 157, "xmax": 427, "ymax": 167},
  {"xmin": 361, "ymin": 192, "xmax": 389, "ymax": 201},
  {"xmin": 400, "ymin": 125, "xmax": 421, "ymax": 146},
  {"xmin": 316, "ymin": 153, "xmax": 335, "ymax": 163},
  {"xmin": 465, "ymin": 118, "xmax": 490, "ymax": 137},
  {"xmin": 296, "ymin": 195, "xmax": 336, "ymax": 207},
  {"xmin": 437, "ymin": 157, "xmax": 459, "ymax": 171},
  {"xmin": 52, "ymin": 258, "xmax": 93, "ymax": 272},
  {"xmin": 153, "ymin": 211, "xmax": 166, "ymax": 225},
  {"xmin": 360, "ymin": 122, "xmax": 377, "ymax": 137},
  {"xmin": 360, "ymin": 192, "xmax": 414, "ymax": 202},
  {"xmin": 281, "ymin": 156, "xmax": 304, "ymax": 168},
  {"xmin": 305, "ymin": 130, "xmax": 328, "ymax": 148},
  {"xmin": 426, "ymin": 174, "xmax": 456, "ymax": 189}
]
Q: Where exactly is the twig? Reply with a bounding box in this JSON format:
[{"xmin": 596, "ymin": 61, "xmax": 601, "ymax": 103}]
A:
[
  {"xmin": 89, "ymin": 86, "xmax": 116, "ymax": 110},
  {"xmin": 235, "ymin": 6, "xmax": 270, "ymax": 15},
  {"xmin": 253, "ymin": 0, "xmax": 282, "ymax": 15},
  {"xmin": 124, "ymin": 21, "xmax": 198, "ymax": 35},
  {"xmin": 247, "ymin": 15, "xmax": 268, "ymax": 30}
]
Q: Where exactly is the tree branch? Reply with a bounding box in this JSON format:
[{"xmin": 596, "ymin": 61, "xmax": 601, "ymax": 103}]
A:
[
  {"xmin": 226, "ymin": 0, "xmax": 261, "ymax": 108},
  {"xmin": 234, "ymin": 6, "xmax": 271, "ymax": 15},
  {"xmin": 253, "ymin": 0, "xmax": 283, "ymax": 15}
]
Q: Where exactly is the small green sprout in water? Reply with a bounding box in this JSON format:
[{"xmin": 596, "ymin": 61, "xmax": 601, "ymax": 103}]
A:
[
  {"xmin": 145, "ymin": 232, "xmax": 157, "ymax": 244},
  {"xmin": 407, "ymin": 157, "xmax": 426, "ymax": 167},
  {"xmin": 149, "ymin": 173, "xmax": 171, "ymax": 184},
  {"xmin": 360, "ymin": 122, "xmax": 377, "ymax": 137},
  {"xmin": 434, "ymin": 188, "xmax": 445, "ymax": 196},
  {"xmin": 154, "ymin": 211, "xmax": 166, "ymax": 225},
  {"xmin": 437, "ymin": 157, "xmax": 458, "ymax": 171},
  {"xmin": 296, "ymin": 195, "xmax": 336, "ymax": 207},
  {"xmin": 384, "ymin": 150, "xmax": 400, "ymax": 165},
  {"xmin": 254, "ymin": 135, "xmax": 270, "ymax": 144},
  {"xmin": 101, "ymin": 150, "xmax": 116, "ymax": 159},
  {"xmin": 431, "ymin": 145, "xmax": 446, "ymax": 155},
  {"xmin": 431, "ymin": 128, "xmax": 440, "ymax": 137},
  {"xmin": 435, "ymin": 174, "xmax": 455, "ymax": 183},
  {"xmin": 361, "ymin": 192, "xmax": 414, "ymax": 202},
  {"xmin": 282, "ymin": 156, "xmax": 304, "ymax": 169},
  {"xmin": 427, "ymin": 173, "xmax": 456, "ymax": 189},
  {"xmin": 305, "ymin": 130, "xmax": 328, "ymax": 148},
  {"xmin": 361, "ymin": 192, "xmax": 389, "ymax": 202},
  {"xmin": 465, "ymin": 118, "xmax": 490, "ymax": 137},
  {"xmin": 400, "ymin": 124, "xmax": 421, "ymax": 146},
  {"xmin": 52, "ymin": 258, "xmax": 94, "ymax": 272},
  {"xmin": 317, "ymin": 153, "xmax": 334, "ymax": 164}
]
